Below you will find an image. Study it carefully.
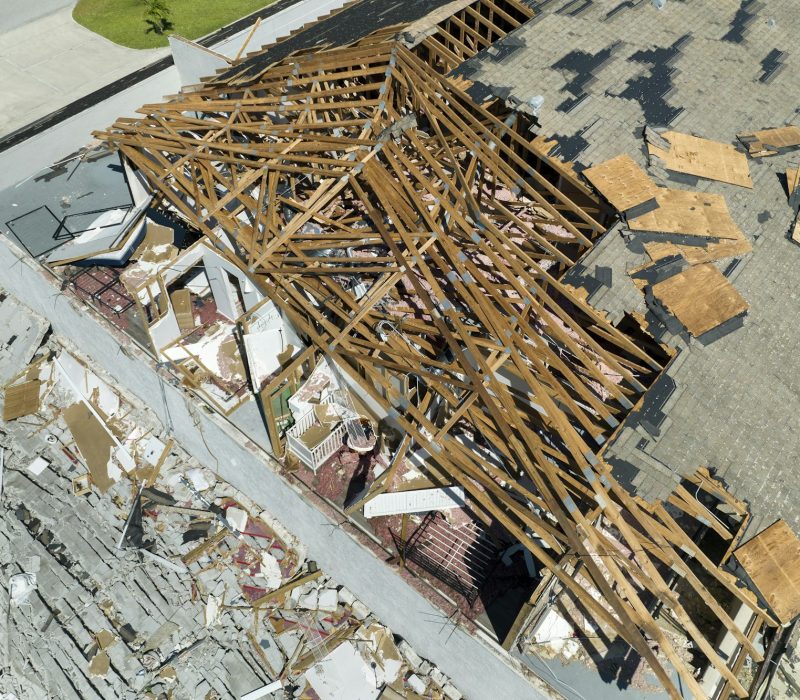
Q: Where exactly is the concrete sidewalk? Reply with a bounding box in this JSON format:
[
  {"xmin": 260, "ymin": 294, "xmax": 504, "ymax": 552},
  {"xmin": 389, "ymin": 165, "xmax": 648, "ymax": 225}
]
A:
[{"xmin": 0, "ymin": 7, "xmax": 167, "ymax": 137}]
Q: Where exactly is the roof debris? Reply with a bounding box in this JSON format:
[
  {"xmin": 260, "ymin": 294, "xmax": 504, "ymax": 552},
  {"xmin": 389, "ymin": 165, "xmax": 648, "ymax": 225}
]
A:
[
  {"xmin": 0, "ymin": 303, "xmax": 463, "ymax": 700},
  {"xmin": 646, "ymin": 129, "xmax": 753, "ymax": 188}
]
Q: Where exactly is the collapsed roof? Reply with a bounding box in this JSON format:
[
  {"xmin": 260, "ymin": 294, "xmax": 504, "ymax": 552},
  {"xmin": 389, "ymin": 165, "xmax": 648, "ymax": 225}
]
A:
[{"xmin": 94, "ymin": 10, "xmax": 779, "ymax": 699}]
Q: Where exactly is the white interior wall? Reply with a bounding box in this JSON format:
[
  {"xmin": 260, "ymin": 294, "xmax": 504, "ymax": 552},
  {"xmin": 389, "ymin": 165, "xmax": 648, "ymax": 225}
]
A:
[
  {"xmin": 149, "ymin": 307, "xmax": 180, "ymax": 356},
  {"xmin": 205, "ymin": 264, "xmax": 239, "ymax": 320}
]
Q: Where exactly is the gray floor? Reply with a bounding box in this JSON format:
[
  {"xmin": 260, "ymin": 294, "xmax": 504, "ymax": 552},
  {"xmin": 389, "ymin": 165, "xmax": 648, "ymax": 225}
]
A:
[{"xmin": 0, "ymin": 152, "xmax": 131, "ymax": 257}]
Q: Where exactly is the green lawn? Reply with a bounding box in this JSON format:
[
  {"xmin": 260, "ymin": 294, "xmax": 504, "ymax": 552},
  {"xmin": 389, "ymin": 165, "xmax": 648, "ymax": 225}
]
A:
[{"xmin": 73, "ymin": 0, "xmax": 274, "ymax": 49}]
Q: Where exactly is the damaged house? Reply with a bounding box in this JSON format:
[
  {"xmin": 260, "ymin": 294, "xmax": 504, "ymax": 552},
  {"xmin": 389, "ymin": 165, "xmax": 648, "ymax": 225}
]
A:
[{"xmin": 2, "ymin": 1, "xmax": 800, "ymax": 699}]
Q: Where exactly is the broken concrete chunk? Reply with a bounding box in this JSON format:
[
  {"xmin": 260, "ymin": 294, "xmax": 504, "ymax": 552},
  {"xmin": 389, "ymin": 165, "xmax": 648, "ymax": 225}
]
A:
[
  {"xmin": 337, "ymin": 586, "xmax": 355, "ymax": 606},
  {"xmin": 225, "ymin": 506, "xmax": 248, "ymax": 532},
  {"xmin": 351, "ymin": 600, "xmax": 370, "ymax": 620},
  {"xmin": 317, "ymin": 588, "xmax": 338, "ymax": 613},
  {"xmin": 298, "ymin": 590, "xmax": 319, "ymax": 610},
  {"xmin": 442, "ymin": 682, "xmax": 462, "ymax": 700},
  {"xmin": 407, "ymin": 674, "xmax": 427, "ymax": 694},
  {"xmin": 9, "ymin": 572, "xmax": 37, "ymax": 606},
  {"xmin": 397, "ymin": 640, "xmax": 423, "ymax": 671}
]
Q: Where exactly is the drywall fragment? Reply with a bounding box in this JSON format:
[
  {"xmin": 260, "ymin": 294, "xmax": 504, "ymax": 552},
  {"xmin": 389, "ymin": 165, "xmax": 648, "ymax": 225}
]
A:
[
  {"xmin": 258, "ymin": 551, "xmax": 282, "ymax": 589},
  {"xmin": 205, "ymin": 595, "xmax": 223, "ymax": 627},
  {"xmin": 88, "ymin": 651, "xmax": 111, "ymax": 678},
  {"xmin": 9, "ymin": 573, "xmax": 36, "ymax": 606},
  {"xmin": 27, "ymin": 456, "xmax": 50, "ymax": 476},
  {"xmin": 186, "ymin": 468, "xmax": 213, "ymax": 492},
  {"xmin": 225, "ymin": 507, "xmax": 248, "ymax": 532},
  {"xmin": 114, "ymin": 446, "xmax": 136, "ymax": 473},
  {"xmin": 143, "ymin": 436, "xmax": 166, "ymax": 466},
  {"xmin": 305, "ymin": 642, "xmax": 381, "ymax": 700}
]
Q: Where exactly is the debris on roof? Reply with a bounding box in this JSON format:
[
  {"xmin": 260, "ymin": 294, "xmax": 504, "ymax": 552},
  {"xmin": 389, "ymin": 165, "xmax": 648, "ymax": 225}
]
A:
[
  {"xmin": 0, "ymin": 317, "xmax": 463, "ymax": 700},
  {"xmin": 649, "ymin": 263, "xmax": 749, "ymax": 338},
  {"xmin": 646, "ymin": 129, "xmax": 753, "ymax": 188},
  {"xmin": 737, "ymin": 125, "xmax": 800, "ymax": 157},
  {"xmin": 734, "ymin": 519, "xmax": 800, "ymax": 625},
  {"xmin": 5, "ymin": 2, "xmax": 800, "ymax": 698},
  {"xmin": 582, "ymin": 153, "xmax": 660, "ymax": 214},
  {"xmin": 627, "ymin": 188, "xmax": 745, "ymax": 242}
]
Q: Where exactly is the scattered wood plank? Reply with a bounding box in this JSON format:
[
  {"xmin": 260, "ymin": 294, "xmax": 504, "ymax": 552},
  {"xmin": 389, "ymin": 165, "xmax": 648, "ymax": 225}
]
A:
[
  {"xmin": 628, "ymin": 189, "xmax": 744, "ymax": 241},
  {"xmin": 650, "ymin": 264, "xmax": 748, "ymax": 337},
  {"xmin": 647, "ymin": 131, "xmax": 752, "ymax": 188},
  {"xmin": 735, "ymin": 520, "xmax": 800, "ymax": 625},
  {"xmin": 2, "ymin": 379, "xmax": 42, "ymax": 421},
  {"xmin": 737, "ymin": 125, "xmax": 800, "ymax": 157},
  {"xmin": 582, "ymin": 154, "xmax": 659, "ymax": 213}
]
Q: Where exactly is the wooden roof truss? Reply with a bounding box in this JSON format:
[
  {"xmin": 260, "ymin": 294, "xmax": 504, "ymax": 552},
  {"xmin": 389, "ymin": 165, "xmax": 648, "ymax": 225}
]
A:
[{"xmin": 95, "ymin": 25, "xmax": 775, "ymax": 699}]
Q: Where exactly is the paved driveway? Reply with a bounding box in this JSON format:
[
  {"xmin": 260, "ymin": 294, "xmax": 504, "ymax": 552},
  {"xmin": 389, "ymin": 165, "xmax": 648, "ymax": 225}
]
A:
[
  {"xmin": 1, "ymin": 0, "xmax": 73, "ymax": 33},
  {"xmin": 0, "ymin": 7, "xmax": 167, "ymax": 137}
]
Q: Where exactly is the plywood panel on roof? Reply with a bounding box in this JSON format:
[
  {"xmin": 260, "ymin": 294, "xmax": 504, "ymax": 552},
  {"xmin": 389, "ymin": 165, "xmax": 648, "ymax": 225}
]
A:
[
  {"xmin": 63, "ymin": 402, "xmax": 117, "ymax": 492},
  {"xmin": 738, "ymin": 126, "xmax": 800, "ymax": 157},
  {"xmin": 651, "ymin": 263, "xmax": 748, "ymax": 337},
  {"xmin": 735, "ymin": 520, "xmax": 800, "ymax": 624},
  {"xmin": 787, "ymin": 166, "xmax": 800, "ymax": 204},
  {"xmin": 648, "ymin": 132, "xmax": 752, "ymax": 188},
  {"xmin": 582, "ymin": 154, "xmax": 659, "ymax": 212},
  {"xmin": 643, "ymin": 236, "xmax": 752, "ymax": 266},
  {"xmin": 2, "ymin": 380, "xmax": 41, "ymax": 421},
  {"xmin": 628, "ymin": 189, "xmax": 743, "ymax": 240}
]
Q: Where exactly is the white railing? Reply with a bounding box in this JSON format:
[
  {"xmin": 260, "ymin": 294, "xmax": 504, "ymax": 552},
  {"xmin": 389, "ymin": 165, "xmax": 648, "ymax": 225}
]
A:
[{"xmin": 286, "ymin": 401, "xmax": 346, "ymax": 472}]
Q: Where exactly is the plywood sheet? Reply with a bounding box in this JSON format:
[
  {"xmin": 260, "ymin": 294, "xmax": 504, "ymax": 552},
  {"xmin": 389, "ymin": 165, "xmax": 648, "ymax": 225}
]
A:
[
  {"xmin": 628, "ymin": 189, "xmax": 743, "ymax": 240},
  {"xmin": 63, "ymin": 402, "xmax": 117, "ymax": 492},
  {"xmin": 648, "ymin": 132, "xmax": 752, "ymax": 188},
  {"xmin": 787, "ymin": 167, "xmax": 800, "ymax": 197},
  {"xmin": 2, "ymin": 380, "xmax": 41, "ymax": 421},
  {"xmin": 171, "ymin": 289, "xmax": 195, "ymax": 332},
  {"xmin": 582, "ymin": 154, "xmax": 659, "ymax": 212},
  {"xmin": 651, "ymin": 264, "xmax": 748, "ymax": 337},
  {"xmin": 735, "ymin": 520, "xmax": 800, "ymax": 624},
  {"xmin": 737, "ymin": 126, "xmax": 800, "ymax": 157},
  {"xmin": 643, "ymin": 236, "xmax": 752, "ymax": 266}
]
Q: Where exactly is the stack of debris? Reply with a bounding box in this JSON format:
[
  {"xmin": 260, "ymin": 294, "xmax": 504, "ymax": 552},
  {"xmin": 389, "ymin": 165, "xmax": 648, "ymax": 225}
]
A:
[
  {"xmin": 583, "ymin": 129, "xmax": 755, "ymax": 343},
  {"xmin": 0, "ymin": 293, "xmax": 462, "ymax": 700}
]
